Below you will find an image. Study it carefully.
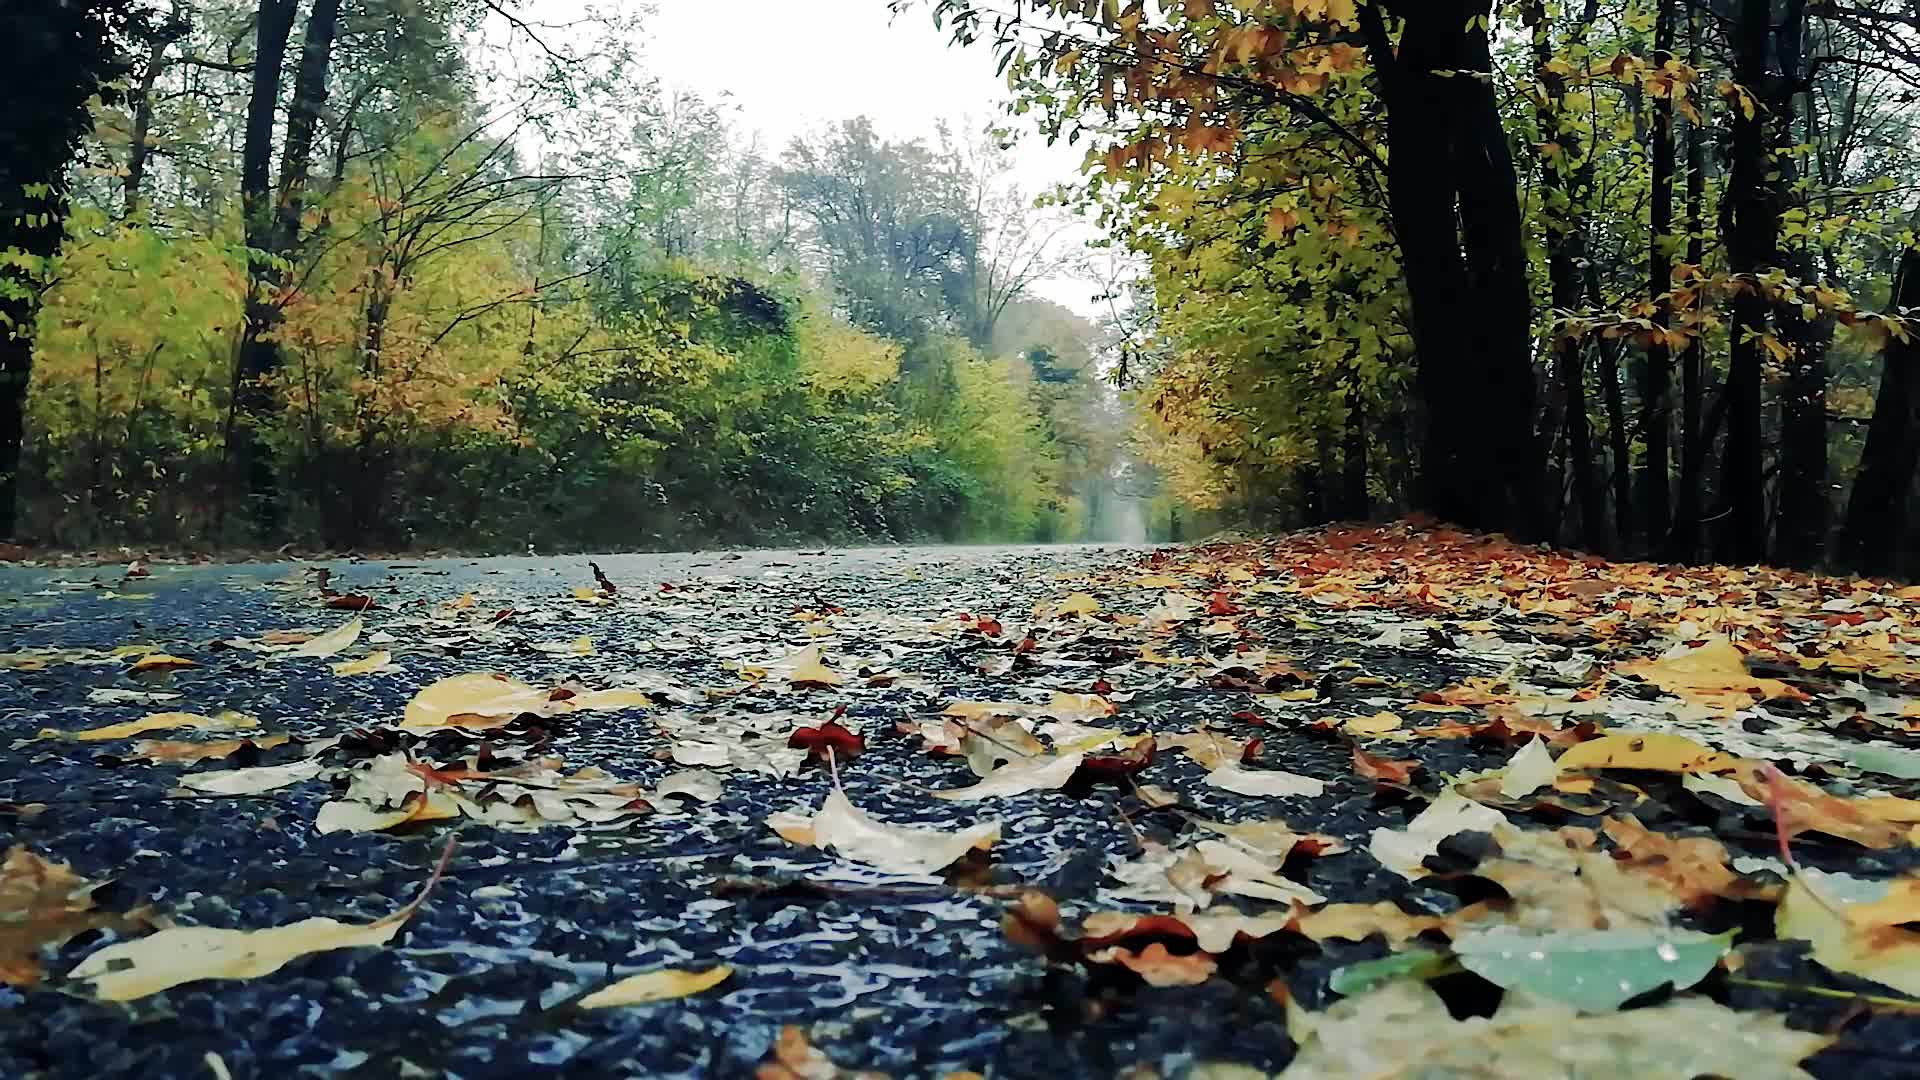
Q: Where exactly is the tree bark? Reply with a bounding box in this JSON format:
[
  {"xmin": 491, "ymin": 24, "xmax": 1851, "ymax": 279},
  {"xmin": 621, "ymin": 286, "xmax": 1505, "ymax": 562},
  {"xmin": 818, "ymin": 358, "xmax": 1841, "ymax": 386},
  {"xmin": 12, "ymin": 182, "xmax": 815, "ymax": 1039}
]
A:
[
  {"xmin": 1835, "ymin": 242, "xmax": 1920, "ymax": 578},
  {"xmin": 1666, "ymin": 3, "xmax": 1709, "ymax": 563},
  {"xmin": 224, "ymin": 0, "xmax": 298, "ymax": 536},
  {"xmin": 1363, "ymin": 1, "xmax": 1539, "ymax": 539},
  {"xmin": 1533, "ymin": 2, "xmax": 1604, "ymax": 551},
  {"xmin": 1772, "ymin": 6, "xmax": 1828, "ymax": 569},
  {"xmin": 1638, "ymin": 0, "xmax": 1676, "ymax": 550},
  {"xmin": 1715, "ymin": 0, "xmax": 1777, "ymax": 565}
]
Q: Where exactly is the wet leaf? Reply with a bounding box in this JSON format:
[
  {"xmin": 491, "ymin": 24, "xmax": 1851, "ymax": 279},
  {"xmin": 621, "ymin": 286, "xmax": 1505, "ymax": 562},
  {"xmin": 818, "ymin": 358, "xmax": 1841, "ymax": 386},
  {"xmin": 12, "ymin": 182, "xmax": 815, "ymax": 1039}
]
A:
[
  {"xmin": 331, "ymin": 650, "xmax": 393, "ymax": 676},
  {"xmin": 288, "ymin": 617, "xmax": 363, "ymax": 659},
  {"xmin": 1, "ymin": 847, "xmax": 151, "ymax": 987},
  {"xmin": 1287, "ymin": 980, "xmax": 1828, "ymax": 1078},
  {"xmin": 1451, "ymin": 925, "xmax": 1731, "ymax": 1011},
  {"xmin": 932, "ymin": 752, "xmax": 1083, "ymax": 800},
  {"xmin": 767, "ymin": 791, "xmax": 1000, "ymax": 874}
]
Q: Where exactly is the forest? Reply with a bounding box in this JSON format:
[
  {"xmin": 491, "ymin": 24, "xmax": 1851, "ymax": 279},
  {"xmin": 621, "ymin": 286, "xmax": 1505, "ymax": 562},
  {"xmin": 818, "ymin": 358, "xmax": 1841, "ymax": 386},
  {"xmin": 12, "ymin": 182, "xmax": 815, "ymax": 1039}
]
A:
[
  {"xmin": 915, "ymin": 0, "xmax": 1920, "ymax": 577},
  {"xmin": 3, "ymin": 1, "xmax": 1138, "ymax": 552},
  {"xmin": 8, "ymin": 0, "xmax": 1920, "ymax": 576}
]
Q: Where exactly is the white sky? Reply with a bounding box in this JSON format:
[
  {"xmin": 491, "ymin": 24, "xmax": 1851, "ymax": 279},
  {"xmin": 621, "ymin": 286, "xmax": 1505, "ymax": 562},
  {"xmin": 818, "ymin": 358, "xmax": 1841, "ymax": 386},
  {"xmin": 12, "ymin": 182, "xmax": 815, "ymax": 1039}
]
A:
[{"xmin": 637, "ymin": 0, "xmax": 1105, "ymax": 316}]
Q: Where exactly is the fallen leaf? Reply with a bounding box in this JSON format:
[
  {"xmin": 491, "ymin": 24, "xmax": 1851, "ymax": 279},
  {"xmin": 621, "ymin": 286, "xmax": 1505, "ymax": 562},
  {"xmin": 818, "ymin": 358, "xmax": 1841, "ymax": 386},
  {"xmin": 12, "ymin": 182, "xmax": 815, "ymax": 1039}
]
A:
[
  {"xmin": 129, "ymin": 653, "xmax": 196, "ymax": 672},
  {"xmin": 1343, "ymin": 711, "xmax": 1403, "ymax": 737},
  {"xmin": 41, "ymin": 711, "xmax": 259, "ymax": 743},
  {"xmin": 1, "ymin": 847, "xmax": 150, "ymax": 986},
  {"xmin": 1351, "ymin": 746, "xmax": 1420, "ymax": 784},
  {"xmin": 67, "ymin": 840, "xmax": 450, "ymax": 1001},
  {"xmin": 1451, "ymin": 924, "xmax": 1730, "ymax": 1011},
  {"xmin": 129, "ymin": 735, "xmax": 291, "ymax": 764},
  {"xmin": 1294, "ymin": 902, "xmax": 1442, "ymax": 945},
  {"xmin": 578, "ymin": 965, "xmax": 732, "ymax": 1008},
  {"xmin": 1092, "ymin": 941, "xmax": 1217, "ymax": 986},
  {"xmin": 1616, "ymin": 636, "xmax": 1807, "ymax": 714},
  {"xmin": 1498, "ymin": 737, "xmax": 1559, "ymax": 799},
  {"xmin": 1203, "ymin": 762, "xmax": 1326, "ymax": 798},
  {"xmin": 402, "ymin": 672, "xmax": 562, "ymax": 728},
  {"xmin": 1777, "ymin": 872, "xmax": 1920, "ymax": 997},
  {"xmin": 288, "ymin": 617, "xmax": 363, "ymax": 659},
  {"xmin": 757, "ymin": 1026, "xmax": 890, "ymax": 1080},
  {"xmin": 176, "ymin": 759, "xmax": 325, "ymax": 796},
  {"xmin": 1287, "ymin": 980, "xmax": 1828, "ymax": 1078},
  {"xmin": 789, "ymin": 719, "xmax": 865, "ymax": 763},
  {"xmin": 1369, "ymin": 791, "xmax": 1508, "ymax": 879},
  {"xmin": 932, "ymin": 753, "xmax": 1083, "ymax": 800},
  {"xmin": 331, "ymin": 650, "xmax": 392, "ymax": 676},
  {"xmin": 768, "ymin": 791, "xmax": 1000, "ymax": 874},
  {"xmin": 1554, "ymin": 732, "xmax": 1739, "ymax": 775}
]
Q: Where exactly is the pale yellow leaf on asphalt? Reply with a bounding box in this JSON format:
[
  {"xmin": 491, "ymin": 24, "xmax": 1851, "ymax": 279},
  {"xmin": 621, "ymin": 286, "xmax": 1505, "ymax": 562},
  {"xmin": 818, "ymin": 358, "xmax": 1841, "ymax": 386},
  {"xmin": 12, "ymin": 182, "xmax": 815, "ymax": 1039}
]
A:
[
  {"xmin": 177, "ymin": 759, "xmax": 325, "ymax": 796},
  {"xmin": 289, "ymin": 617, "xmax": 363, "ymax": 659},
  {"xmin": 67, "ymin": 844, "xmax": 448, "ymax": 1001},
  {"xmin": 1204, "ymin": 763, "xmax": 1326, "ymax": 799},
  {"xmin": 578, "ymin": 965, "xmax": 733, "ymax": 1008},
  {"xmin": 932, "ymin": 753, "xmax": 1084, "ymax": 800},
  {"xmin": 402, "ymin": 672, "xmax": 559, "ymax": 728},
  {"xmin": 331, "ymin": 650, "xmax": 392, "ymax": 676},
  {"xmin": 129, "ymin": 653, "xmax": 196, "ymax": 672},
  {"xmin": 41, "ymin": 711, "xmax": 259, "ymax": 743},
  {"xmin": 769, "ymin": 791, "xmax": 999, "ymax": 874}
]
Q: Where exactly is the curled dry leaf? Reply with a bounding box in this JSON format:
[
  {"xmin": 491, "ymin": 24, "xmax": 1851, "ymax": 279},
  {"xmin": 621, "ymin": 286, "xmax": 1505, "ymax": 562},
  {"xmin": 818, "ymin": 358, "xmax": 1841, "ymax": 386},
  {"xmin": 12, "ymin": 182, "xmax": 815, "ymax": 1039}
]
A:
[
  {"xmin": 67, "ymin": 839, "xmax": 452, "ymax": 1001},
  {"xmin": 577, "ymin": 965, "xmax": 731, "ymax": 1008}
]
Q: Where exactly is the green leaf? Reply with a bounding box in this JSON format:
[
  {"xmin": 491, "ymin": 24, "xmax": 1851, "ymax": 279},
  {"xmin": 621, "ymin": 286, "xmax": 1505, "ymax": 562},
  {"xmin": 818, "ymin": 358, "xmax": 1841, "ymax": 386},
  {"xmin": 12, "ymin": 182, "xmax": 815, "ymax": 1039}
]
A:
[
  {"xmin": 1451, "ymin": 926, "xmax": 1732, "ymax": 1011},
  {"xmin": 1329, "ymin": 948, "xmax": 1457, "ymax": 996}
]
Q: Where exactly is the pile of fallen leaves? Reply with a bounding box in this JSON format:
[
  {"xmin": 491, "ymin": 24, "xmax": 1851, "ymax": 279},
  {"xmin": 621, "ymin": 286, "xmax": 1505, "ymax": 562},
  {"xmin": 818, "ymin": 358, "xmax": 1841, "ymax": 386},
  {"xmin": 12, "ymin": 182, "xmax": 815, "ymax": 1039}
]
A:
[{"xmin": 7, "ymin": 523, "xmax": 1920, "ymax": 1076}]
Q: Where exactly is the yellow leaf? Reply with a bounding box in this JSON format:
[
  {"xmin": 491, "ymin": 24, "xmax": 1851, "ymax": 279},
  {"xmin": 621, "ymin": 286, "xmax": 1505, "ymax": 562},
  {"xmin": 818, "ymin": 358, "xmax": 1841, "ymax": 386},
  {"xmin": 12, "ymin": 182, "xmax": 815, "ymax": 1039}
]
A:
[
  {"xmin": 1343, "ymin": 711, "xmax": 1402, "ymax": 737},
  {"xmin": 331, "ymin": 650, "xmax": 392, "ymax": 676},
  {"xmin": 289, "ymin": 617, "xmax": 363, "ymax": 659},
  {"xmin": 1615, "ymin": 637, "xmax": 1805, "ymax": 714},
  {"xmin": 402, "ymin": 673, "xmax": 560, "ymax": 729},
  {"xmin": 577, "ymin": 965, "xmax": 733, "ymax": 1008},
  {"xmin": 129, "ymin": 653, "xmax": 196, "ymax": 672},
  {"xmin": 1554, "ymin": 733, "xmax": 1739, "ymax": 774},
  {"xmin": 1053, "ymin": 592, "xmax": 1102, "ymax": 618},
  {"xmin": 66, "ymin": 848, "xmax": 446, "ymax": 1001},
  {"xmin": 41, "ymin": 711, "xmax": 258, "ymax": 742}
]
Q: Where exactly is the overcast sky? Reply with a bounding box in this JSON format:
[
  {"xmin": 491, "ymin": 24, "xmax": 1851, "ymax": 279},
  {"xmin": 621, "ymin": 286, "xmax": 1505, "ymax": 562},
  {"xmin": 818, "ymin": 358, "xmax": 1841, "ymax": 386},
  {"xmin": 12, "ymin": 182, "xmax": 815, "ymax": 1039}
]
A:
[{"xmin": 635, "ymin": 0, "xmax": 1105, "ymax": 316}]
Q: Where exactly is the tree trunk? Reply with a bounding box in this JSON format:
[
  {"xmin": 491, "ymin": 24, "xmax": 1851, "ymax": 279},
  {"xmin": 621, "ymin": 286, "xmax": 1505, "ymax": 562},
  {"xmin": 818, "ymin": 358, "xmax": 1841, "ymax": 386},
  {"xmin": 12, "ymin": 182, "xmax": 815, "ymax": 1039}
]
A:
[
  {"xmin": 1666, "ymin": 3, "xmax": 1709, "ymax": 563},
  {"xmin": 1835, "ymin": 242, "xmax": 1920, "ymax": 578},
  {"xmin": 1715, "ymin": 0, "xmax": 1779, "ymax": 565},
  {"xmin": 1363, "ymin": 1, "xmax": 1539, "ymax": 538},
  {"xmin": 1533, "ymin": 2, "xmax": 1604, "ymax": 551},
  {"xmin": 224, "ymin": 0, "xmax": 298, "ymax": 537},
  {"xmin": 1342, "ymin": 383, "xmax": 1368, "ymax": 520},
  {"xmin": 120, "ymin": 13, "xmax": 177, "ymax": 220},
  {"xmin": 1772, "ymin": 7, "xmax": 1827, "ymax": 569},
  {"xmin": 1638, "ymin": 0, "xmax": 1676, "ymax": 550},
  {"xmin": 1598, "ymin": 331, "xmax": 1633, "ymax": 549}
]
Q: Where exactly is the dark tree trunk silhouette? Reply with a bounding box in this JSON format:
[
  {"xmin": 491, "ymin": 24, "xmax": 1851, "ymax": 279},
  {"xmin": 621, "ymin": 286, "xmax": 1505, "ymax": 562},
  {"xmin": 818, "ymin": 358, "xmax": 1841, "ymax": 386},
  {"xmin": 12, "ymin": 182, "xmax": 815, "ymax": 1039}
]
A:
[
  {"xmin": 1836, "ymin": 242, "xmax": 1920, "ymax": 577},
  {"xmin": 1638, "ymin": 0, "xmax": 1676, "ymax": 550},
  {"xmin": 1362, "ymin": 0, "xmax": 1538, "ymax": 538}
]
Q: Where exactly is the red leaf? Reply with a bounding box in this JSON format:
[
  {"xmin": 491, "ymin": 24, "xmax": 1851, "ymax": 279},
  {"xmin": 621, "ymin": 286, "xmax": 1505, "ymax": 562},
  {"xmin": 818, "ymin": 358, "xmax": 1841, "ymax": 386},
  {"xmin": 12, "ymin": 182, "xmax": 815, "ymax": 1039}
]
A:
[
  {"xmin": 589, "ymin": 561, "xmax": 618, "ymax": 595},
  {"xmin": 1015, "ymin": 635, "xmax": 1037, "ymax": 654},
  {"xmin": 788, "ymin": 719, "xmax": 865, "ymax": 762},
  {"xmin": 324, "ymin": 593, "xmax": 376, "ymax": 610},
  {"xmin": 1079, "ymin": 736, "xmax": 1156, "ymax": 781},
  {"xmin": 976, "ymin": 617, "xmax": 1004, "ymax": 636},
  {"xmin": 1229, "ymin": 710, "xmax": 1268, "ymax": 726},
  {"xmin": 1091, "ymin": 678, "xmax": 1114, "ymax": 696},
  {"xmin": 1207, "ymin": 591, "xmax": 1241, "ymax": 616},
  {"xmin": 1351, "ymin": 746, "xmax": 1420, "ymax": 784},
  {"xmin": 1242, "ymin": 737, "xmax": 1264, "ymax": 763}
]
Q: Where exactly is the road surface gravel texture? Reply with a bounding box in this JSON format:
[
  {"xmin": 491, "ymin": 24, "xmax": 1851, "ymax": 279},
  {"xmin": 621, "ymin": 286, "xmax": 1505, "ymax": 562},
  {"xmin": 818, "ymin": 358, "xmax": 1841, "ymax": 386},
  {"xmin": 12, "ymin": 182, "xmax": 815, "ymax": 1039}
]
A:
[{"xmin": 0, "ymin": 533, "xmax": 1915, "ymax": 1079}]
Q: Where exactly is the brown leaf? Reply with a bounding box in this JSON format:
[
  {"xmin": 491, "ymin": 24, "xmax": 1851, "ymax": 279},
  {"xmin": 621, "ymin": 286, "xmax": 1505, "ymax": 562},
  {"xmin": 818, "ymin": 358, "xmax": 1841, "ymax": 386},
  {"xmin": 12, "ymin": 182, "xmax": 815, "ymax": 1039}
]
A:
[
  {"xmin": 756, "ymin": 1026, "xmax": 891, "ymax": 1080},
  {"xmin": 0, "ymin": 847, "xmax": 152, "ymax": 986},
  {"xmin": 1351, "ymin": 746, "xmax": 1421, "ymax": 784}
]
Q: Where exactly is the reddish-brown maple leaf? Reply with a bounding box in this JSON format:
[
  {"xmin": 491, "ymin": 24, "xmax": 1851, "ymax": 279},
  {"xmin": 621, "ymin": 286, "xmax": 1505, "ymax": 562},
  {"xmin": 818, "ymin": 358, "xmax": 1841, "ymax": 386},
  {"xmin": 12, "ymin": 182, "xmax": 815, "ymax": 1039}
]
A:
[
  {"xmin": 1351, "ymin": 746, "xmax": 1421, "ymax": 784},
  {"xmin": 788, "ymin": 719, "xmax": 864, "ymax": 763}
]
